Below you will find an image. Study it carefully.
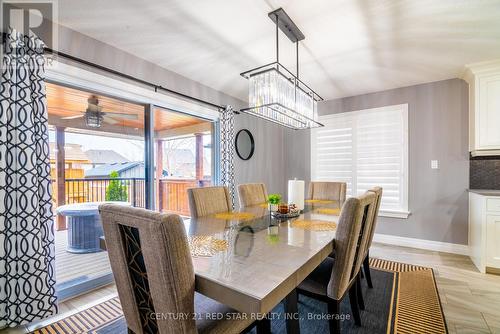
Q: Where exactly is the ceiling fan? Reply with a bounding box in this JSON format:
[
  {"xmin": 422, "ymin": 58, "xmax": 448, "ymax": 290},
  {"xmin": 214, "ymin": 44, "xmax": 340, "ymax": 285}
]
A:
[{"xmin": 61, "ymin": 96, "xmax": 139, "ymax": 128}]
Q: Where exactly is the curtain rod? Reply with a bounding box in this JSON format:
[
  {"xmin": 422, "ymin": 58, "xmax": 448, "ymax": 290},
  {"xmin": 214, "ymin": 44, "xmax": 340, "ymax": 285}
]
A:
[{"xmin": 43, "ymin": 47, "xmax": 225, "ymax": 111}]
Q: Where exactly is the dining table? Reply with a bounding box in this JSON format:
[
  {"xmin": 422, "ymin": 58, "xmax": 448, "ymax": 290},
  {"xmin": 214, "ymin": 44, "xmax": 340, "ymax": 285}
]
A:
[
  {"xmin": 186, "ymin": 200, "xmax": 342, "ymax": 334},
  {"xmin": 100, "ymin": 200, "xmax": 342, "ymax": 333}
]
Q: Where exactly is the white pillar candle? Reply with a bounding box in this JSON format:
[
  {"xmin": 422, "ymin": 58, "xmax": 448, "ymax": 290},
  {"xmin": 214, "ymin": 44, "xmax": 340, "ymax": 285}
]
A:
[{"xmin": 288, "ymin": 179, "xmax": 305, "ymax": 211}]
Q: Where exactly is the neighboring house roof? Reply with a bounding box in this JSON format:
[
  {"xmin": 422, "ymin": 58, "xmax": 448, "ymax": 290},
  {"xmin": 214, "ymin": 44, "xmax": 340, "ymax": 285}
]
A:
[
  {"xmin": 85, "ymin": 149, "xmax": 129, "ymax": 165},
  {"xmin": 49, "ymin": 143, "xmax": 90, "ymax": 162},
  {"xmin": 85, "ymin": 162, "xmax": 143, "ymax": 178}
]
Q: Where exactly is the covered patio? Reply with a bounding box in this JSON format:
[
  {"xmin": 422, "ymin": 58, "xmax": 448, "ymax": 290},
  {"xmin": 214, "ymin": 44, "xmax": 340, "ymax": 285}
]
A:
[
  {"xmin": 47, "ymin": 82, "xmax": 214, "ymax": 295},
  {"xmin": 47, "ymin": 82, "xmax": 213, "ymax": 220}
]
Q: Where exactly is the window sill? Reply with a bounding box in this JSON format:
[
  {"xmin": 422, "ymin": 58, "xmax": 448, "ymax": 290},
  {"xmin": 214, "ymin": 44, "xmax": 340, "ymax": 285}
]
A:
[{"xmin": 379, "ymin": 210, "xmax": 411, "ymax": 219}]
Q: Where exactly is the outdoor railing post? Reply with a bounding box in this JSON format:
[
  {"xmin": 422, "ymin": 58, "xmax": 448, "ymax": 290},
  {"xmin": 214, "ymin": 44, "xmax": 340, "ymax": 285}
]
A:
[{"xmin": 131, "ymin": 178, "xmax": 137, "ymax": 207}]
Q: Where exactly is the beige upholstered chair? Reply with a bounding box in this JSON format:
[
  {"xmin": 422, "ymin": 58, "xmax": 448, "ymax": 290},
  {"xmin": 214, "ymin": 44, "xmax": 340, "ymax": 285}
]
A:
[
  {"xmin": 99, "ymin": 204, "xmax": 255, "ymax": 334},
  {"xmin": 237, "ymin": 183, "xmax": 268, "ymax": 207},
  {"xmin": 362, "ymin": 187, "xmax": 383, "ymax": 288},
  {"xmin": 297, "ymin": 192, "xmax": 377, "ymax": 333},
  {"xmin": 308, "ymin": 181, "xmax": 347, "ymax": 205},
  {"xmin": 187, "ymin": 186, "xmax": 232, "ymax": 218}
]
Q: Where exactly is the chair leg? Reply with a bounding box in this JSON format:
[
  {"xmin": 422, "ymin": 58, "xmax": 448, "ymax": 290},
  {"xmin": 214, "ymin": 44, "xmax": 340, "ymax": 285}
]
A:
[
  {"xmin": 356, "ymin": 275, "xmax": 365, "ymax": 311},
  {"xmin": 363, "ymin": 254, "xmax": 373, "ymax": 289},
  {"xmin": 348, "ymin": 285, "xmax": 362, "ymax": 326},
  {"xmin": 256, "ymin": 317, "xmax": 271, "ymax": 334},
  {"xmin": 327, "ymin": 299, "xmax": 340, "ymax": 334}
]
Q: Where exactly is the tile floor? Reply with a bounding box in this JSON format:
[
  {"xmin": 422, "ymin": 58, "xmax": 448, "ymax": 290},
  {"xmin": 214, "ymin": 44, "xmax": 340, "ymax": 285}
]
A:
[
  {"xmin": 370, "ymin": 243, "xmax": 500, "ymax": 334},
  {"xmin": 2, "ymin": 243, "xmax": 500, "ymax": 333}
]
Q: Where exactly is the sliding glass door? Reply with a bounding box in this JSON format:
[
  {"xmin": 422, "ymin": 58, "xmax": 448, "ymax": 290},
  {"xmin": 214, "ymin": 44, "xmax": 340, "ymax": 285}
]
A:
[
  {"xmin": 46, "ymin": 81, "xmax": 219, "ymax": 299},
  {"xmin": 46, "ymin": 82, "xmax": 146, "ymax": 299},
  {"xmin": 153, "ymin": 106, "xmax": 214, "ymax": 216}
]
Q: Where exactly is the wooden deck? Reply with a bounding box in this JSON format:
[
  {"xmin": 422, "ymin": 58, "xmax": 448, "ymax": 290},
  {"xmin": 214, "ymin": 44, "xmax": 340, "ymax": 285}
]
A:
[{"xmin": 55, "ymin": 230, "xmax": 111, "ymax": 285}]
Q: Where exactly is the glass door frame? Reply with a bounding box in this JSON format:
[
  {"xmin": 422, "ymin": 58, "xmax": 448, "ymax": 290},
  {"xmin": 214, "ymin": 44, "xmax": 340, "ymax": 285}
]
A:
[
  {"xmin": 46, "ymin": 75, "xmax": 221, "ymax": 300},
  {"xmin": 149, "ymin": 104, "xmax": 219, "ymax": 211},
  {"xmin": 46, "ymin": 79, "xmax": 149, "ymax": 300},
  {"xmin": 46, "ymin": 77, "xmax": 222, "ymax": 212}
]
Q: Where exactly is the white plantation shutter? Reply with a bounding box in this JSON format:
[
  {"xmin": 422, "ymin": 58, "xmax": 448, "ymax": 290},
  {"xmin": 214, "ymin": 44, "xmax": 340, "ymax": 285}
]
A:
[{"xmin": 311, "ymin": 104, "xmax": 409, "ymax": 217}]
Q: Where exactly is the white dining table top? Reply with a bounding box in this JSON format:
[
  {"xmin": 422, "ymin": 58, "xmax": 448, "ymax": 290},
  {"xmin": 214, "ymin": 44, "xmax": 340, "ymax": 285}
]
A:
[{"xmin": 185, "ymin": 201, "xmax": 341, "ymax": 315}]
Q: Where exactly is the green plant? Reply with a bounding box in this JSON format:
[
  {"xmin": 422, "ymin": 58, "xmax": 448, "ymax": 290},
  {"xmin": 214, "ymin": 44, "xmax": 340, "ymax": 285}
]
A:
[
  {"xmin": 267, "ymin": 226, "xmax": 280, "ymax": 244},
  {"xmin": 105, "ymin": 171, "xmax": 128, "ymax": 202},
  {"xmin": 266, "ymin": 234, "xmax": 280, "ymax": 244},
  {"xmin": 267, "ymin": 194, "xmax": 282, "ymax": 205}
]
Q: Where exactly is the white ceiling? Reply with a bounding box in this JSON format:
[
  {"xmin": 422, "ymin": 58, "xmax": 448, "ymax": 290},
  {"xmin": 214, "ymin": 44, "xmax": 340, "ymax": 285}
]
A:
[{"xmin": 57, "ymin": 0, "xmax": 500, "ymax": 101}]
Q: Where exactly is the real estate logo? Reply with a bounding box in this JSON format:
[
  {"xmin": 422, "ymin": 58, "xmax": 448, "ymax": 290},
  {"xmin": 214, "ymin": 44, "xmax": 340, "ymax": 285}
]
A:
[{"xmin": 1, "ymin": 0, "xmax": 57, "ymax": 65}]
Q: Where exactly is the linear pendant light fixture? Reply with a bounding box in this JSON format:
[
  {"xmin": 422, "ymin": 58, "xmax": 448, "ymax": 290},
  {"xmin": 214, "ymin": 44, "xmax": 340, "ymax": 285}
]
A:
[{"xmin": 240, "ymin": 8, "xmax": 323, "ymax": 130}]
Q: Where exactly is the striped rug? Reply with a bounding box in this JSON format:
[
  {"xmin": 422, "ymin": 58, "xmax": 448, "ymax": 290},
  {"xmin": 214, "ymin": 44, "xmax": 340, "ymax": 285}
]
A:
[
  {"xmin": 369, "ymin": 259, "xmax": 448, "ymax": 334},
  {"xmin": 31, "ymin": 298, "xmax": 122, "ymax": 334},
  {"xmin": 31, "ymin": 259, "xmax": 447, "ymax": 334}
]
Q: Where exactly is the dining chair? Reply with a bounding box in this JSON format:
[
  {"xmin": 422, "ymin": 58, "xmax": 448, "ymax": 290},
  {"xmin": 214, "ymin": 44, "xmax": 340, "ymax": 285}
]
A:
[
  {"xmin": 308, "ymin": 181, "xmax": 347, "ymax": 205},
  {"xmin": 350, "ymin": 190, "xmax": 378, "ymax": 313},
  {"xmin": 187, "ymin": 186, "xmax": 232, "ymax": 218},
  {"xmin": 99, "ymin": 204, "xmax": 257, "ymax": 334},
  {"xmin": 296, "ymin": 192, "xmax": 377, "ymax": 333},
  {"xmin": 237, "ymin": 183, "xmax": 268, "ymax": 207},
  {"xmin": 362, "ymin": 187, "xmax": 383, "ymax": 288}
]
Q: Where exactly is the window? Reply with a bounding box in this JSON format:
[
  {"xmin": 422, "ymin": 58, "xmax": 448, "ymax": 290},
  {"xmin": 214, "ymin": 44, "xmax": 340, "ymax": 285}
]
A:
[{"xmin": 311, "ymin": 104, "xmax": 409, "ymax": 218}]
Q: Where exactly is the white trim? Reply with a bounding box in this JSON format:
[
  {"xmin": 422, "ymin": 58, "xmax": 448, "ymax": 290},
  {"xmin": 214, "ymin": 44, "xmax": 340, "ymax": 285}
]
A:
[
  {"xmin": 46, "ymin": 61, "xmax": 220, "ymax": 121},
  {"xmin": 373, "ymin": 233, "xmax": 469, "ymax": 256},
  {"xmin": 379, "ymin": 210, "xmax": 410, "ymax": 219},
  {"xmin": 27, "ymin": 293, "xmax": 118, "ymax": 332},
  {"xmin": 471, "ymin": 149, "xmax": 500, "ymax": 157},
  {"xmin": 464, "ymin": 59, "xmax": 500, "ymax": 76}
]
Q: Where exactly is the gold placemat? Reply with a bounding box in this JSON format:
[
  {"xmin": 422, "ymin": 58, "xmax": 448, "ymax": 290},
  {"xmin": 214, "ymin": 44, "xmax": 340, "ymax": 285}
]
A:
[
  {"xmin": 290, "ymin": 220, "xmax": 337, "ymax": 231},
  {"xmin": 214, "ymin": 212, "xmax": 256, "ymax": 220},
  {"xmin": 315, "ymin": 208, "xmax": 341, "ymax": 215},
  {"xmin": 305, "ymin": 199, "xmax": 336, "ymax": 204},
  {"xmin": 188, "ymin": 235, "xmax": 228, "ymax": 257}
]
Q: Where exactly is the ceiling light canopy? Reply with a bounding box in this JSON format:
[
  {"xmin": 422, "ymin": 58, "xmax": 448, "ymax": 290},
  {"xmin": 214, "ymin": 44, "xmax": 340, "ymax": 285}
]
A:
[{"xmin": 240, "ymin": 8, "xmax": 323, "ymax": 130}]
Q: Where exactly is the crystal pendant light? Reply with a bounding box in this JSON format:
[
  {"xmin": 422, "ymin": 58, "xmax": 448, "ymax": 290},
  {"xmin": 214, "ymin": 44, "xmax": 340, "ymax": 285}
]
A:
[{"xmin": 240, "ymin": 8, "xmax": 323, "ymax": 130}]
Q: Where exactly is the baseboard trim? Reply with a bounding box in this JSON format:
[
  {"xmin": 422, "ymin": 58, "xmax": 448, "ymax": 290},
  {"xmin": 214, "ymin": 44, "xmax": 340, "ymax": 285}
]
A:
[{"xmin": 373, "ymin": 233, "xmax": 469, "ymax": 256}]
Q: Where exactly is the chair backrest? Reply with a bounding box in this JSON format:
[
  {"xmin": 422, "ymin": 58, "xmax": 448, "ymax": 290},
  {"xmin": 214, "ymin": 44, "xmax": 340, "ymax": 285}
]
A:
[
  {"xmin": 364, "ymin": 187, "xmax": 383, "ymax": 255},
  {"xmin": 238, "ymin": 183, "xmax": 268, "ymax": 207},
  {"xmin": 99, "ymin": 204, "xmax": 196, "ymax": 334},
  {"xmin": 308, "ymin": 181, "xmax": 347, "ymax": 204},
  {"xmin": 352, "ymin": 191, "xmax": 378, "ymax": 277},
  {"xmin": 327, "ymin": 192, "xmax": 377, "ymax": 300},
  {"xmin": 187, "ymin": 186, "xmax": 232, "ymax": 218}
]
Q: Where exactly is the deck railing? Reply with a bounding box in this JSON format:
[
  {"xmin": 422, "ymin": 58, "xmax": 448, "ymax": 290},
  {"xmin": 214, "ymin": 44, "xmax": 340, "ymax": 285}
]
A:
[
  {"xmin": 158, "ymin": 178, "xmax": 211, "ymax": 216},
  {"xmin": 62, "ymin": 178, "xmax": 146, "ymax": 208},
  {"xmin": 53, "ymin": 177, "xmax": 211, "ymax": 216}
]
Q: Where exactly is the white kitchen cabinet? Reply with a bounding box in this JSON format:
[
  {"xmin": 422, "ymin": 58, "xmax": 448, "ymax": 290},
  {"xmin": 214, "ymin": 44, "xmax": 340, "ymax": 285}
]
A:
[
  {"xmin": 464, "ymin": 60, "xmax": 500, "ymax": 156},
  {"xmin": 486, "ymin": 215, "xmax": 500, "ymax": 268},
  {"xmin": 469, "ymin": 191, "xmax": 500, "ymax": 273}
]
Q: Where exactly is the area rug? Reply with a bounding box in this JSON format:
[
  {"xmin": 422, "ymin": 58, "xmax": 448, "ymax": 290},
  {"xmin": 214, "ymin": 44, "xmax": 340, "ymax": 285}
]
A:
[{"xmin": 30, "ymin": 259, "xmax": 447, "ymax": 334}]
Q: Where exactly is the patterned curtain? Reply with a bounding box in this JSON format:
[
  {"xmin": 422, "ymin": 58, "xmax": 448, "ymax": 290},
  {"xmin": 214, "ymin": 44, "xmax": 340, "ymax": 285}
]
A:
[
  {"xmin": 219, "ymin": 105, "xmax": 235, "ymax": 208},
  {"xmin": 0, "ymin": 29, "xmax": 57, "ymax": 327}
]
